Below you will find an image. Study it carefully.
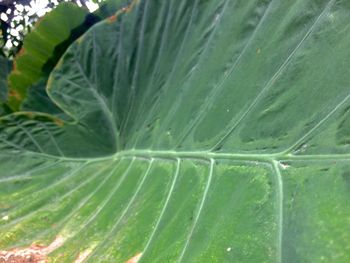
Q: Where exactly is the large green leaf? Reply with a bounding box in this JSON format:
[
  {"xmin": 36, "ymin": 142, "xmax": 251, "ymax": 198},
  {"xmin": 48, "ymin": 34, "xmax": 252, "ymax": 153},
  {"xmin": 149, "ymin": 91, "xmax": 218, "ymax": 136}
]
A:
[{"xmin": 1, "ymin": 0, "xmax": 350, "ymax": 262}]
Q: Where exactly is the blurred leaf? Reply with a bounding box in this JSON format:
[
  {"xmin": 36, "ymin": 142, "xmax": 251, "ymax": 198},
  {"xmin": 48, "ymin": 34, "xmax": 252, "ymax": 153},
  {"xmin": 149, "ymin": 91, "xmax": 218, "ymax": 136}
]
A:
[
  {"xmin": 6, "ymin": 1, "xmax": 124, "ymax": 113},
  {"xmin": 7, "ymin": 3, "xmax": 95, "ymax": 111}
]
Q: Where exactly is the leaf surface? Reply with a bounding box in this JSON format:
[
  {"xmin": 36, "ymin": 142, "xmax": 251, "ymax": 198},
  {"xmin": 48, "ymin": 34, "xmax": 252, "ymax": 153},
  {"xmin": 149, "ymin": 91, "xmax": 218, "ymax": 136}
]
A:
[{"xmin": 1, "ymin": 0, "xmax": 350, "ymax": 262}]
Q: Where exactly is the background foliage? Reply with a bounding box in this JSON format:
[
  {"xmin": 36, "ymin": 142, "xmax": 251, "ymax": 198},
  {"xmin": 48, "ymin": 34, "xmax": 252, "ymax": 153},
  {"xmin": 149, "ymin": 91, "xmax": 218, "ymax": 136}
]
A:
[
  {"xmin": 0, "ymin": 0, "xmax": 102, "ymax": 57},
  {"xmin": 0, "ymin": 0, "xmax": 122, "ymax": 114}
]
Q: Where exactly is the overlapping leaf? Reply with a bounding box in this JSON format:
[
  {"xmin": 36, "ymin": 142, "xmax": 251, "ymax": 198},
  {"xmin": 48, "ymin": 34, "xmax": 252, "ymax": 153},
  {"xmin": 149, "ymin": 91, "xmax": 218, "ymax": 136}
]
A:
[{"xmin": 6, "ymin": 3, "xmax": 92, "ymax": 111}]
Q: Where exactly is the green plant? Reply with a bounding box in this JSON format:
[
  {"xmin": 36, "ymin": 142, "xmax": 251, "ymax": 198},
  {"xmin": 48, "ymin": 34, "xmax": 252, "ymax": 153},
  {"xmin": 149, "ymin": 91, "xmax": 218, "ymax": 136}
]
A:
[
  {"xmin": 4, "ymin": 1, "xmax": 124, "ymax": 112},
  {"xmin": 0, "ymin": 0, "xmax": 350, "ymax": 262},
  {"xmin": 0, "ymin": 0, "xmax": 92, "ymax": 58}
]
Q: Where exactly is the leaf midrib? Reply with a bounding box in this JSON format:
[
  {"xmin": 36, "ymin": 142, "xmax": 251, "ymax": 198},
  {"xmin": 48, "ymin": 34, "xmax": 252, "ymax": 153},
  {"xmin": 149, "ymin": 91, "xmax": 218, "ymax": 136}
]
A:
[{"xmin": 14, "ymin": 149, "xmax": 350, "ymax": 163}]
